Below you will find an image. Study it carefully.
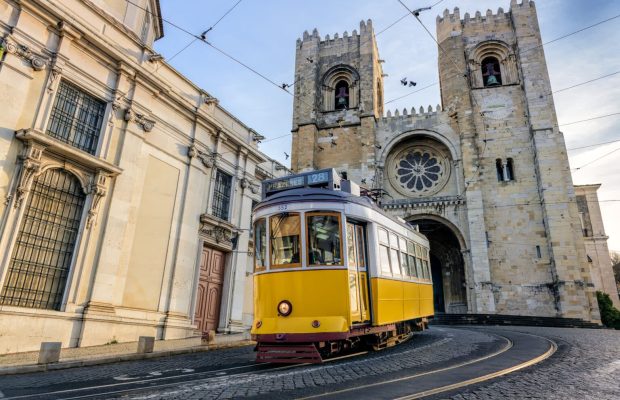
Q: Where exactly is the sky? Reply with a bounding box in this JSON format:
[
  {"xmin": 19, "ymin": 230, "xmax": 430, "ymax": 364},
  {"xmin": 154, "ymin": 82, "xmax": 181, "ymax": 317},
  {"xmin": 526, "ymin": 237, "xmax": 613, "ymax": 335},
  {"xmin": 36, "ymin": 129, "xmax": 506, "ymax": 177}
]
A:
[{"xmin": 153, "ymin": 0, "xmax": 620, "ymax": 252}]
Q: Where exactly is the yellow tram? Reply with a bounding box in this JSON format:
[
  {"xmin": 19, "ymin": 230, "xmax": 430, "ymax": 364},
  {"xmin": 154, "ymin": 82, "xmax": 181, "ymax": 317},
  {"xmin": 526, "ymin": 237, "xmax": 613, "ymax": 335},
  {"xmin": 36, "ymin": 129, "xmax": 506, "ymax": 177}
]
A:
[{"xmin": 251, "ymin": 169, "xmax": 433, "ymax": 363}]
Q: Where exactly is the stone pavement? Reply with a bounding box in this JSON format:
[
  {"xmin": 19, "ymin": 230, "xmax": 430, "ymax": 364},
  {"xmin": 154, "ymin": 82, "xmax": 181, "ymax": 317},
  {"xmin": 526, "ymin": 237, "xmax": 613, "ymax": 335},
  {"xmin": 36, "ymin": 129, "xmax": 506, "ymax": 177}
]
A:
[
  {"xmin": 0, "ymin": 326, "xmax": 617, "ymax": 399},
  {"xmin": 436, "ymin": 326, "xmax": 620, "ymax": 400}
]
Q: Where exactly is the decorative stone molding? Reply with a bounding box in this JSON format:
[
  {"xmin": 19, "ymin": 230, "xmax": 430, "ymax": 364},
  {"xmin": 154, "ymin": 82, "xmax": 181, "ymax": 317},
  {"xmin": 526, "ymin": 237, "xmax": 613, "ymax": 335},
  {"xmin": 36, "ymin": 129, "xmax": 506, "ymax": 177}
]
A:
[
  {"xmin": 46, "ymin": 65, "xmax": 62, "ymax": 93},
  {"xmin": 187, "ymin": 144, "xmax": 215, "ymax": 168},
  {"xmin": 200, "ymin": 91, "xmax": 219, "ymax": 106},
  {"xmin": 381, "ymin": 196, "xmax": 465, "ymax": 213},
  {"xmin": 10, "ymin": 141, "xmax": 46, "ymax": 208},
  {"xmin": 199, "ymin": 213, "xmax": 238, "ymax": 250},
  {"xmin": 11, "ymin": 129, "xmax": 122, "ymax": 217},
  {"xmin": 1, "ymin": 37, "xmax": 48, "ymax": 71},
  {"xmin": 124, "ymin": 108, "xmax": 155, "ymax": 132},
  {"xmin": 86, "ymin": 170, "xmax": 110, "ymax": 229}
]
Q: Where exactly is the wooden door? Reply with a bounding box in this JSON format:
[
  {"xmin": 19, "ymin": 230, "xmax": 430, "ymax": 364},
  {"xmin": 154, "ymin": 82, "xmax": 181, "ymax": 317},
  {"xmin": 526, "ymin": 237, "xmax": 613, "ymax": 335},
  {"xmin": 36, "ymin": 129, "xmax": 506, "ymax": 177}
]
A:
[{"xmin": 194, "ymin": 246, "xmax": 226, "ymax": 338}]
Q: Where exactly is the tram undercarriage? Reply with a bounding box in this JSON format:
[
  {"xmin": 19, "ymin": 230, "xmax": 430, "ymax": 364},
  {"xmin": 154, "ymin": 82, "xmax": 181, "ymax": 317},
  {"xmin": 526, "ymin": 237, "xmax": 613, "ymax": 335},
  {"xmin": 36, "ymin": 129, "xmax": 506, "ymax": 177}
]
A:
[{"xmin": 255, "ymin": 318, "xmax": 429, "ymax": 364}]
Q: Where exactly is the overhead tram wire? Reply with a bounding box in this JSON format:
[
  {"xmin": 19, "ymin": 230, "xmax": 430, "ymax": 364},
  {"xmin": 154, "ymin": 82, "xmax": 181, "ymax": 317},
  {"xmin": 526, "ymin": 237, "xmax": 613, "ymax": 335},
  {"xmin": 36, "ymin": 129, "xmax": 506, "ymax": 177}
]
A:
[
  {"xmin": 385, "ymin": 10, "xmax": 620, "ymax": 104},
  {"xmin": 121, "ymin": 0, "xmax": 320, "ymax": 127},
  {"xmin": 165, "ymin": 0, "xmax": 245, "ymax": 65},
  {"xmin": 572, "ymin": 146, "xmax": 620, "ymax": 171},
  {"xmin": 568, "ymin": 138, "xmax": 620, "ymax": 151},
  {"xmin": 282, "ymin": 0, "xmax": 446, "ymax": 91}
]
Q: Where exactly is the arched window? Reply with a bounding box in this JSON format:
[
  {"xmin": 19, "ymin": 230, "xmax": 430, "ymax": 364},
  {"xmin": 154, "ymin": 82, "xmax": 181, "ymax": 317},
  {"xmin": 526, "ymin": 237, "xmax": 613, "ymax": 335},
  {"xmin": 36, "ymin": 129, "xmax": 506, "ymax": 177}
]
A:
[
  {"xmin": 481, "ymin": 56, "xmax": 502, "ymax": 87},
  {"xmin": 0, "ymin": 169, "xmax": 86, "ymax": 310},
  {"xmin": 377, "ymin": 80, "xmax": 383, "ymax": 115},
  {"xmin": 334, "ymin": 80, "xmax": 350, "ymax": 110},
  {"xmin": 496, "ymin": 159, "xmax": 503, "ymax": 182},
  {"xmin": 506, "ymin": 158, "xmax": 514, "ymax": 181}
]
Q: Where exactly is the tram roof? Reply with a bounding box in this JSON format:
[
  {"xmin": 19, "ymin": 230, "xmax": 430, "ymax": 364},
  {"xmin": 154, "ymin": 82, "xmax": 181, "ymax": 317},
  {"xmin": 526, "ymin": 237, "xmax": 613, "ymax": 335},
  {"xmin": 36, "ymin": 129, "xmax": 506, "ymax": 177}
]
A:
[{"xmin": 256, "ymin": 187, "xmax": 418, "ymax": 233}]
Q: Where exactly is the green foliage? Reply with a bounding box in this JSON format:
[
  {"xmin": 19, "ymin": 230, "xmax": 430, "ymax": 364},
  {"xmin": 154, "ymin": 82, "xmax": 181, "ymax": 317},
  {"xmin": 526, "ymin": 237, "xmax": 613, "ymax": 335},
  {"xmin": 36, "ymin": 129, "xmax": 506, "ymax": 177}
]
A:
[
  {"xmin": 596, "ymin": 291, "xmax": 620, "ymax": 329},
  {"xmin": 105, "ymin": 337, "xmax": 119, "ymax": 345}
]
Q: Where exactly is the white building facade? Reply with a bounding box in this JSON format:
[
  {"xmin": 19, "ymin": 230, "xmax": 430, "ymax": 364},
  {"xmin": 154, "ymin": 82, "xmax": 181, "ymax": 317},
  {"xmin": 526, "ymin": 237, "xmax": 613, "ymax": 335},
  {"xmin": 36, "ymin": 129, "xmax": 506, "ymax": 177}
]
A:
[{"xmin": 0, "ymin": 0, "xmax": 283, "ymax": 353}]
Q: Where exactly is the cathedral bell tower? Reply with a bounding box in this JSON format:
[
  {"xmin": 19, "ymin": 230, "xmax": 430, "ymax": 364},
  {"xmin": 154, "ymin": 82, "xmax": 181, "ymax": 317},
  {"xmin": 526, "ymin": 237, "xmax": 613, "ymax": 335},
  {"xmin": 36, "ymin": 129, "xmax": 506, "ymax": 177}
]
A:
[
  {"xmin": 291, "ymin": 20, "xmax": 384, "ymax": 184},
  {"xmin": 436, "ymin": 0, "xmax": 598, "ymax": 320}
]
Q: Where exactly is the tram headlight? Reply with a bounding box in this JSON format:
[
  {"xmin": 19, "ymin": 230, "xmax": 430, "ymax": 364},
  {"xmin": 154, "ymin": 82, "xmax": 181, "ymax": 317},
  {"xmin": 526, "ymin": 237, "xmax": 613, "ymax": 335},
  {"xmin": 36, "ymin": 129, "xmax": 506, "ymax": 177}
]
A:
[{"xmin": 277, "ymin": 300, "xmax": 292, "ymax": 316}]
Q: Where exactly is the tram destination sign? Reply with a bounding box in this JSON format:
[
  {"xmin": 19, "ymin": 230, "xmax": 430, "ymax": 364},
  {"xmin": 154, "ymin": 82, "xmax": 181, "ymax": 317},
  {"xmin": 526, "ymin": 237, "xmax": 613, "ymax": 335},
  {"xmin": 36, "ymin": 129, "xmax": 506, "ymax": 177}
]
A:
[{"xmin": 262, "ymin": 168, "xmax": 341, "ymax": 199}]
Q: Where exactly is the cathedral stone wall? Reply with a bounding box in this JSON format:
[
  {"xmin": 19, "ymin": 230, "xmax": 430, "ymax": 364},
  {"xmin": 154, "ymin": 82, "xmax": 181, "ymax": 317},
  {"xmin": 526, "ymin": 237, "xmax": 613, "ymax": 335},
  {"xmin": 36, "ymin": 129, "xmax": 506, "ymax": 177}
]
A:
[{"xmin": 291, "ymin": 0, "xmax": 615, "ymax": 322}]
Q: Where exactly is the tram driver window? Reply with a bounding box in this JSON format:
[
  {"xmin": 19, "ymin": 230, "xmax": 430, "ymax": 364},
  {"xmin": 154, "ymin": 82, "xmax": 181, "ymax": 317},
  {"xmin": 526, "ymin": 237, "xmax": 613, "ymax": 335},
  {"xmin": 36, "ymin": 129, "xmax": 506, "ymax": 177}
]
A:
[
  {"xmin": 307, "ymin": 213, "xmax": 342, "ymax": 266},
  {"xmin": 270, "ymin": 213, "xmax": 301, "ymax": 268},
  {"xmin": 254, "ymin": 218, "xmax": 266, "ymax": 272}
]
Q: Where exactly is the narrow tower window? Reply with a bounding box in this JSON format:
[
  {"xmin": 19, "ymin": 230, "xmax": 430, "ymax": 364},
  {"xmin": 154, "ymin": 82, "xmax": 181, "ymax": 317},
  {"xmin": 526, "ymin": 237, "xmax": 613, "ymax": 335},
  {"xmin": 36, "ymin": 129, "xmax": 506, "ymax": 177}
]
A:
[
  {"xmin": 481, "ymin": 56, "xmax": 502, "ymax": 87},
  {"xmin": 496, "ymin": 159, "xmax": 503, "ymax": 182},
  {"xmin": 506, "ymin": 158, "xmax": 515, "ymax": 181},
  {"xmin": 334, "ymin": 80, "xmax": 350, "ymax": 110}
]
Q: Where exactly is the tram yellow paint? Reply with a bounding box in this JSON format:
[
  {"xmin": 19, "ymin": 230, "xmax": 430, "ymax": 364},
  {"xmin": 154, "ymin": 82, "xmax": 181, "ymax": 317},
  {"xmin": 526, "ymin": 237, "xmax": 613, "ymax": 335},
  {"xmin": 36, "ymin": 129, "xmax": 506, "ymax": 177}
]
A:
[
  {"xmin": 252, "ymin": 269, "xmax": 351, "ymax": 335},
  {"xmin": 371, "ymin": 278, "xmax": 433, "ymax": 326}
]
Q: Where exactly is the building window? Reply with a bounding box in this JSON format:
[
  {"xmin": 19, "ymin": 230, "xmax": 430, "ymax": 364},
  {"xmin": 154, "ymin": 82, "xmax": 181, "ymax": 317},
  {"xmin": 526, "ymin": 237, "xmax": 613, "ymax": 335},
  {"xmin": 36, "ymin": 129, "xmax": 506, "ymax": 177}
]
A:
[
  {"xmin": 506, "ymin": 158, "xmax": 514, "ymax": 181},
  {"xmin": 334, "ymin": 80, "xmax": 349, "ymax": 110},
  {"xmin": 536, "ymin": 245, "xmax": 542, "ymax": 259},
  {"xmin": 496, "ymin": 159, "xmax": 503, "ymax": 182},
  {"xmin": 47, "ymin": 80, "xmax": 106, "ymax": 154},
  {"xmin": 496, "ymin": 158, "xmax": 515, "ymax": 182},
  {"xmin": 212, "ymin": 170, "xmax": 232, "ymax": 221},
  {"xmin": 481, "ymin": 56, "xmax": 502, "ymax": 87},
  {"xmin": 0, "ymin": 169, "xmax": 86, "ymax": 310}
]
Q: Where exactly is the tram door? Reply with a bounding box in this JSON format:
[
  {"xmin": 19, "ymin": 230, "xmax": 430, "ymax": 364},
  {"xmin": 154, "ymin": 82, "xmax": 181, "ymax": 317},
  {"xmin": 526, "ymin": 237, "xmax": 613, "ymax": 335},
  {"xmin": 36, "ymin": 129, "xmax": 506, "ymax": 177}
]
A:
[{"xmin": 346, "ymin": 222, "xmax": 370, "ymax": 324}]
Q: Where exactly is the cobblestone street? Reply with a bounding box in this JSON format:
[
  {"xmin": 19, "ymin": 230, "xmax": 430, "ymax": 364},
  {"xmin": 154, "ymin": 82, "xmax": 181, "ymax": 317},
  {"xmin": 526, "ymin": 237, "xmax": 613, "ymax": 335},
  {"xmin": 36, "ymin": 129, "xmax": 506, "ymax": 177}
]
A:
[
  {"xmin": 0, "ymin": 326, "xmax": 617, "ymax": 399},
  {"xmin": 437, "ymin": 326, "xmax": 620, "ymax": 400}
]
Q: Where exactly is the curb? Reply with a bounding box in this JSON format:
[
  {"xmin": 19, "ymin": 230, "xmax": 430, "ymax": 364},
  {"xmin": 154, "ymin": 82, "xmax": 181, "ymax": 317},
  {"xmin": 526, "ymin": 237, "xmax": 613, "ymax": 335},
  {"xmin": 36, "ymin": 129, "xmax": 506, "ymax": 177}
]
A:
[{"xmin": 0, "ymin": 340, "xmax": 255, "ymax": 376}]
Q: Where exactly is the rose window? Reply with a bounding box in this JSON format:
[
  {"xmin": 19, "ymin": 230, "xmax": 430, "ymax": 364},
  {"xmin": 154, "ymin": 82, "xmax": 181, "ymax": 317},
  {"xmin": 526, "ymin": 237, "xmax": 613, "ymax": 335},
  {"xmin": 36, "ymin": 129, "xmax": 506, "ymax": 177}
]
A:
[{"xmin": 389, "ymin": 145, "xmax": 450, "ymax": 196}]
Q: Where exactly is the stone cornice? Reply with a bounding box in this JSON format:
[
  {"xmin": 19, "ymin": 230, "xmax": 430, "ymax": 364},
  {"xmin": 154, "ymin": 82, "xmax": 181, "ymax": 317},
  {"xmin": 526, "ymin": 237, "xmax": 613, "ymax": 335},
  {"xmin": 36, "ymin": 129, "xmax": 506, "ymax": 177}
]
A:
[
  {"xmin": 15, "ymin": 129, "xmax": 122, "ymax": 175},
  {"xmin": 381, "ymin": 196, "xmax": 465, "ymax": 210}
]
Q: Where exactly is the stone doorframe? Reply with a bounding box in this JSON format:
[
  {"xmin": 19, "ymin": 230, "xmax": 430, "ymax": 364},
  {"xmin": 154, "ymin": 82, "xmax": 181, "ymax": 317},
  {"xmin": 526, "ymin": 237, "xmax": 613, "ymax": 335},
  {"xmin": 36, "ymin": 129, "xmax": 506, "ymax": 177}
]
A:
[{"xmin": 406, "ymin": 213, "xmax": 475, "ymax": 314}]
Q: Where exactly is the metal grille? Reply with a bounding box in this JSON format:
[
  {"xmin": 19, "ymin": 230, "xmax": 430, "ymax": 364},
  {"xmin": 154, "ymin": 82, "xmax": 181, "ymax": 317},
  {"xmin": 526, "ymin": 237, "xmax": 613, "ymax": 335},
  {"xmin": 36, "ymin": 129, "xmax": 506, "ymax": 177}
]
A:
[
  {"xmin": 0, "ymin": 169, "xmax": 86, "ymax": 310},
  {"xmin": 47, "ymin": 80, "xmax": 106, "ymax": 154},
  {"xmin": 212, "ymin": 170, "xmax": 232, "ymax": 221}
]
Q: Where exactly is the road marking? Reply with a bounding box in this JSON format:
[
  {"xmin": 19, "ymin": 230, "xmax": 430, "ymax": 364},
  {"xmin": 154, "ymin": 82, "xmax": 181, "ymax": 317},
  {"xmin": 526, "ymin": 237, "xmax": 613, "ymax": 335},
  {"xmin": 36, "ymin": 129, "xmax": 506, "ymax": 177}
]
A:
[
  {"xmin": 1, "ymin": 364, "xmax": 269, "ymax": 400},
  {"xmin": 394, "ymin": 337, "xmax": 557, "ymax": 399},
  {"xmin": 296, "ymin": 335, "xmax": 514, "ymax": 400}
]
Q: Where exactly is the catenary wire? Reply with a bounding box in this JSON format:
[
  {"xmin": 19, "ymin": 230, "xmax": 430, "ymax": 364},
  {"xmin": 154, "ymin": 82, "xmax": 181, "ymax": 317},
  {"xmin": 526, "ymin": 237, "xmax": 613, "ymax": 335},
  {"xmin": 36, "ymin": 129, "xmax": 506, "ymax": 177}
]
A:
[
  {"xmin": 165, "ymin": 0, "xmax": 244, "ymax": 65},
  {"xmin": 386, "ymin": 11, "xmax": 620, "ymax": 103}
]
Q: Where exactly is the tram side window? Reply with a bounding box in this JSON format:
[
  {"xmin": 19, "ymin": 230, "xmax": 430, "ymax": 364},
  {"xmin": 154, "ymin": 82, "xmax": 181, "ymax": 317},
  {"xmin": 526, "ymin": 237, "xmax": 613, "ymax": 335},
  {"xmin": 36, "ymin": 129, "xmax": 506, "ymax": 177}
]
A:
[
  {"xmin": 389, "ymin": 232, "xmax": 402, "ymax": 276},
  {"xmin": 423, "ymin": 249, "xmax": 430, "ymax": 280},
  {"xmin": 407, "ymin": 240, "xmax": 417, "ymax": 278},
  {"xmin": 254, "ymin": 218, "xmax": 266, "ymax": 272},
  {"xmin": 270, "ymin": 213, "xmax": 301, "ymax": 268},
  {"xmin": 307, "ymin": 213, "xmax": 342, "ymax": 266},
  {"xmin": 378, "ymin": 228, "xmax": 392, "ymax": 275},
  {"xmin": 399, "ymin": 237, "xmax": 409, "ymax": 278},
  {"xmin": 414, "ymin": 244, "xmax": 424, "ymax": 278}
]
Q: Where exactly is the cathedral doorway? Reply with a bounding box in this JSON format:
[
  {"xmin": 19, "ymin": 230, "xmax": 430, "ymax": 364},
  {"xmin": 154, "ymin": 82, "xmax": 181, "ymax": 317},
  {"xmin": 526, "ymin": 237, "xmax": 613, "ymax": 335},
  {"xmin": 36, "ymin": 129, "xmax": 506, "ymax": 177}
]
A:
[{"xmin": 409, "ymin": 218, "xmax": 467, "ymax": 314}]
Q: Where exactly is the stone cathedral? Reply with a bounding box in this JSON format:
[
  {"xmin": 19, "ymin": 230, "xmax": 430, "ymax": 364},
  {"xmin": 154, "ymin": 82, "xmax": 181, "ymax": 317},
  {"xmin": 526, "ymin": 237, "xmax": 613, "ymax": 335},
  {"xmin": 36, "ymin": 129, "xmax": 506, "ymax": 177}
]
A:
[{"xmin": 290, "ymin": 0, "xmax": 619, "ymax": 321}]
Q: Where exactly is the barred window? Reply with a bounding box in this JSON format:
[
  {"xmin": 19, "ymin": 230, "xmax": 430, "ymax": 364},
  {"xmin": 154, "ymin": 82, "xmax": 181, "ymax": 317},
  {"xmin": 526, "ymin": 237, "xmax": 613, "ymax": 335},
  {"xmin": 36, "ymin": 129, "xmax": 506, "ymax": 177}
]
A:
[
  {"xmin": 212, "ymin": 169, "xmax": 232, "ymax": 221},
  {"xmin": 47, "ymin": 80, "xmax": 106, "ymax": 154},
  {"xmin": 0, "ymin": 169, "xmax": 86, "ymax": 310}
]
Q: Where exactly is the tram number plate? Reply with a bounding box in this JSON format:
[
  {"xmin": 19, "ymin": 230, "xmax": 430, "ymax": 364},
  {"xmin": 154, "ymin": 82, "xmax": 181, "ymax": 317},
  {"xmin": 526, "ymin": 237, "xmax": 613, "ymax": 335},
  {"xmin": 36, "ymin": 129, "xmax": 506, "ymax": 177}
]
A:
[
  {"xmin": 278, "ymin": 204, "xmax": 288, "ymax": 211},
  {"xmin": 308, "ymin": 171, "xmax": 329, "ymax": 184}
]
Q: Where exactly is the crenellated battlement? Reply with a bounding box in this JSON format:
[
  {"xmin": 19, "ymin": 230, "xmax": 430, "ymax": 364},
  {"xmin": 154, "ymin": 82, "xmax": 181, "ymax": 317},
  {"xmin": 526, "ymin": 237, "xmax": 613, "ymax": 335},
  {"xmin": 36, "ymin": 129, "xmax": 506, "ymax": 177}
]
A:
[
  {"xmin": 297, "ymin": 19, "xmax": 374, "ymax": 45},
  {"xmin": 436, "ymin": 1, "xmax": 535, "ymax": 28},
  {"xmin": 381, "ymin": 104, "xmax": 443, "ymax": 121}
]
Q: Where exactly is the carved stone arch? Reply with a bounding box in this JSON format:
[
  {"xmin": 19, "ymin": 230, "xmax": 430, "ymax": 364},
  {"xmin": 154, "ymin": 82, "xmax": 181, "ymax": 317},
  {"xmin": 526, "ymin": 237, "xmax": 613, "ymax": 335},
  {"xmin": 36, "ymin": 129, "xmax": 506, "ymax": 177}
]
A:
[
  {"xmin": 468, "ymin": 40, "xmax": 518, "ymax": 88},
  {"xmin": 37, "ymin": 162, "xmax": 90, "ymax": 195},
  {"xmin": 379, "ymin": 129, "xmax": 460, "ymax": 167},
  {"xmin": 407, "ymin": 213, "xmax": 467, "ymax": 250},
  {"xmin": 406, "ymin": 213, "xmax": 469, "ymax": 313},
  {"xmin": 321, "ymin": 64, "xmax": 360, "ymax": 111}
]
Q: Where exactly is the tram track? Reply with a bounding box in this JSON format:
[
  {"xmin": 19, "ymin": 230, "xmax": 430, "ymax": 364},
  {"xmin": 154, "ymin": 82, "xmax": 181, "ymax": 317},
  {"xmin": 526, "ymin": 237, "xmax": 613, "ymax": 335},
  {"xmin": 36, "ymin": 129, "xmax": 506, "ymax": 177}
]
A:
[
  {"xmin": 296, "ymin": 328, "xmax": 557, "ymax": 400},
  {"xmin": 0, "ymin": 349, "xmax": 371, "ymax": 400},
  {"xmin": 0, "ymin": 327, "xmax": 558, "ymax": 400}
]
